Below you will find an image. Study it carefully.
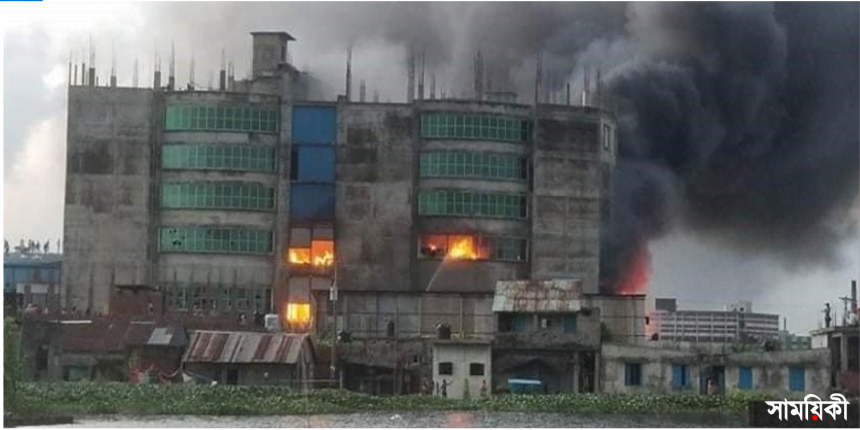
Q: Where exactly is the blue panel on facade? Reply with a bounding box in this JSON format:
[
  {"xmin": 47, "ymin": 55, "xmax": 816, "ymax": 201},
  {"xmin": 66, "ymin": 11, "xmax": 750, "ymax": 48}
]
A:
[
  {"xmin": 289, "ymin": 184, "xmax": 335, "ymax": 220},
  {"xmin": 296, "ymin": 146, "xmax": 336, "ymax": 182},
  {"xmin": 563, "ymin": 316, "xmax": 577, "ymax": 333},
  {"xmin": 789, "ymin": 367, "xmax": 805, "ymax": 392},
  {"xmin": 672, "ymin": 364, "xmax": 688, "ymax": 389},
  {"xmin": 292, "ymin": 106, "xmax": 337, "ymax": 144},
  {"xmin": 512, "ymin": 315, "xmax": 528, "ymax": 333},
  {"xmin": 738, "ymin": 366, "xmax": 753, "ymax": 390}
]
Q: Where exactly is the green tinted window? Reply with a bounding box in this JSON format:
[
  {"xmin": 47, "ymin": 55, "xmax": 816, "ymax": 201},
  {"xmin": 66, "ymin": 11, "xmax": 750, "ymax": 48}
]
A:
[
  {"xmin": 165, "ymin": 105, "xmax": 279, "ymax": 133},
  {"xmin": 491, "ymin": 237, "xmax": 529, "ymax": 261},
  {"xmin": 159, "ymin": 227, "xmax": 273, "ymax": 254},
  {"xmin": 164, "ymin": 283, "xmax": 270, "ymax": 313},
  {"xmin": 418, "ymin": 190, "xmax": 528, "ymax": 219},
  {"xmin": 162, "ymin": 145, "xmax": 276, "ymax": 172},
  {"xmin": 421, "ymin": 114, "xmax": 530, "ymax": 143},
  {"xmin": 161, "ymin": 182, "xmax": 275, "ymax": 211},
  {"xmin": 420, "ymin": 152, "xmax": 526, "ymax": 181}
]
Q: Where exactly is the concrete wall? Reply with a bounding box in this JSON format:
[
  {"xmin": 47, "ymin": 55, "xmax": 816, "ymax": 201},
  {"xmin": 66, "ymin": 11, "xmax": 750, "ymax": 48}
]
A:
[
  {"xmin": 600, "ymin": 343, "xmax": 701, "ymax": 394},
  {"xmin": 432, "ymin": 342, "xmax": 493, "ymax": 399},
  {"xmin": 494, "ymin": 307, "xmax": 602, "ymax": 350},
  {"xmin": 725, "ymin": 350, "xmax": 831, "ymax": 396},
  {"xmin": 585, "ymin": 294, "xmax": 646, "ymax": 343},
  {"xmin": 336, "ymin": 103, "xmax": 415, "ymax": 292},
  {"xmin": 531, "ymin": 106, "xmax": 615, "ymax": 295},
  {"xmin": 600, "ymin": 343, "xmax": 831, "ymax": 397},
  {"xmin": 63, "ymin": 87, "xmax": 156, "ymax": 312},
  {"xmin": 185, "ymin": 363, "xmax": 301, "ymax": 385},
  {"xmin": 317, "ymin": 291, "xmax": 495, "ymax": 338},
  {"xmin": 339, "ymin": 337, "xmax": 433, "ymax": 369}
]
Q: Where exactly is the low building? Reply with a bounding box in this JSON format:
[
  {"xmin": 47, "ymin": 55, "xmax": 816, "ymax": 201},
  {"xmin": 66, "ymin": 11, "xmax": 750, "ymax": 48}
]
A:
[
  {"xmin": 338, "ymin": 337, "xmax": 431, "ymax": 396},
  {"xmin": 182, "ymin": 330, "xmax": 315, "ymax": 387},
  {"xmin": 3, "ymin": 251, "xmax": 62, "ymax": 312},
  {"xmin": 810, "ymin": 280, "xmax": 859, "ymax": 396},
  {"xmin": 26, "ymin": 318, "xmax": 161, "ymax": 381},
  {"xmin": 127, "ymin": 324, "xmax": 188, "ymax": 383},
  {"xmin": 432, "ymin": 338, "xmax": 492, "ymax": 399},
  {"xmin": 600, "ymin": 343, "xmax": 831, "ymax": 397},
  {"xmin": 491, "ymin": 279, "xmax": 602, "ymax": 394},
  {"xmin": 810, "ymin": 324, "xmax": 859, "ymax": 396}
]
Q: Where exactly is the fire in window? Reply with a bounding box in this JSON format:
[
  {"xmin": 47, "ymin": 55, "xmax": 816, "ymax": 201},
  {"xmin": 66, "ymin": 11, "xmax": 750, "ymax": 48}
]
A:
[
  {"xmin": 288, "ymin": 226, "xmax": 334, "ymax": 268},
  {"xmin": 419, "ymin": 235, "xmax": 447, "ymax": 258},
  {"xmin": 418, "ymin": 234, "xmax": 488, "ymax": 260},
  {"xmin": 283, "ymin": 302, "xmax": 312, "ymax": 327}
]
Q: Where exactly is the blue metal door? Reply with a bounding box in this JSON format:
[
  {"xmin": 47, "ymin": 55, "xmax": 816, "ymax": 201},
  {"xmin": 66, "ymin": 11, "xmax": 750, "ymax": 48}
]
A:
[
  {"xmin": 513, "ymin": 315, "xmax": 528, "ymax": 332},
  {"xmin": 738, "ymin": 366, "xmax": 753, "ymax": 390},
  {"xmin": 672, "ymin": 365, "xmax": 687, "ymax": 390},
  {"xmin": 563, "ymin": 316, "xmax": 577, "ymax": 333},
  {"xmin": 789, "ymin": 367, "xmax": 806, "ymax": 392}
]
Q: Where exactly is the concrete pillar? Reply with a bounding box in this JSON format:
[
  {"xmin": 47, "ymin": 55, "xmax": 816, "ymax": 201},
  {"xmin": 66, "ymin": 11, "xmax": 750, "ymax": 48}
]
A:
[
  {"xmin": 459, "ymin": 295, "xmax": 465, "ymax": 335},
  {"xmin": 839, "ymin": 334, "xmax": 848, "ymax": 372},
  {"xmin": 572, "ymin": 353, "xmax": 580, "ymax": 393},
  {"xmin": 418, "ymin": 296, "xmax": 424, "ymax": 336}
]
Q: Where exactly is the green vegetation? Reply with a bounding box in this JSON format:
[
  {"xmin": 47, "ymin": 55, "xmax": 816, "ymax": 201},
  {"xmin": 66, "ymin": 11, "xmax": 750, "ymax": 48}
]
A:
[
  {"xmin": 16, "ymin": 382, "xmax": 778, "ymax": 417},
  {"xmin": 4, "ymin": 318, "xmax": 23, "ymax": 414}
]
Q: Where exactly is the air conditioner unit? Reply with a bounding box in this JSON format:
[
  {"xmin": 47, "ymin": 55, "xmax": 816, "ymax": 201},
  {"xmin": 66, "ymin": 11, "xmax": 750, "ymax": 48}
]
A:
[{"xmin": 264, "ymin": 314, "xmax": 280, "ymax": 332}]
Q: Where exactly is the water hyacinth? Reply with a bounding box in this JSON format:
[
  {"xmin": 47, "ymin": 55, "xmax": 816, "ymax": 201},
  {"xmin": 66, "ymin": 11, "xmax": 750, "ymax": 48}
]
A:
[{"xmin": 15, "ymin": 382, "xmax": 778, "ymax": 417}]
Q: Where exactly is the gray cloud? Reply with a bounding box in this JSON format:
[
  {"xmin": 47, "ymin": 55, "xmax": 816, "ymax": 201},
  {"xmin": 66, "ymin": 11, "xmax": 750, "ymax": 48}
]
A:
[{"xmin": 3, "ymin": 29, "xmax": 63, "ymax": 178}]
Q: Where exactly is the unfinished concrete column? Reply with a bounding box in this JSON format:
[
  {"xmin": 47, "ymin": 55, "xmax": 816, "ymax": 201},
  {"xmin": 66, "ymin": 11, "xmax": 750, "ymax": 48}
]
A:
[{"xmin": 839, "ymin": 333, "xmax": 848, "ymax": 371}]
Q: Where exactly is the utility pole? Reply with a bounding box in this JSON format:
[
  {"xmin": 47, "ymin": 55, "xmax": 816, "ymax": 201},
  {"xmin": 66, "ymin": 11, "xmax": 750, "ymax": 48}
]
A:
[{"xmin": 330, "ymin": 264, "xmax": 341, "ymax": 389}]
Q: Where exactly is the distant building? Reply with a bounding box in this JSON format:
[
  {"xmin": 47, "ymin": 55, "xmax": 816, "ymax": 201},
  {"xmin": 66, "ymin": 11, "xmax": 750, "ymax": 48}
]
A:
[
  {"xmin": 3, "ymin": 252, "xmax": 62, "ymax": 312},
  {"xmin": 779, "ymin": 330, "xmax": 812, "ymax": 350},
  {"xmin": 647, "ymin": 298, "xmax": 780, "ymax": 344}
]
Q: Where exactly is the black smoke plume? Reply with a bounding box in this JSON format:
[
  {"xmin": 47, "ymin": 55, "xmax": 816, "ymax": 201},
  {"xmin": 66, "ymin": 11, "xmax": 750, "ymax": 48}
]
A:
[
  {"xmin": 596, "ymin": 2, "xmax": 859, "ymax": 292},
  {"xmin": 147, "ymin": 2, "xmax": 859, "ymax": 293}
]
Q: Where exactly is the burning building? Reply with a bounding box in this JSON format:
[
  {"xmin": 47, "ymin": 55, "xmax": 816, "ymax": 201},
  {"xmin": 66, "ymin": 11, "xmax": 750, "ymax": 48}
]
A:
[{"xmin": 61, "ymin": 30, "xmax": 644, "ymax": 343}]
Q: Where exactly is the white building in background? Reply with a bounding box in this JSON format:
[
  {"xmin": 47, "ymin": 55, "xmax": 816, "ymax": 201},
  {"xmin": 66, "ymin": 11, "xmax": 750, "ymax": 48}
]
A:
[{"xmin": 647, "ymin": 298, "xmax": 780, "ymax": 344}]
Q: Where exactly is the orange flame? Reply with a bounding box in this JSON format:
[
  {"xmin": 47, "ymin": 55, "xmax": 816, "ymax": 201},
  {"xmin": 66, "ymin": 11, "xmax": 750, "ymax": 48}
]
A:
[
  {"xmin": 314, "ymin": 251, "xmax": 334, "ymax": 266},
  {"xmin": 288, "ymin": 240, "xmax": 334, "ymax": 268},
  {"xmin": 289, "ymin": 249, "xmax": 312, "ymax": 265},
  {"xmin": 284, "ymin": 302, "xmax": 312, "ymax": 326},
  {"xmin": 617, "ymin": 241, "xmax": 651, "ymax": 295},
  {"xmin": 447, "ymin": 236, "xmax": 478, "ymax": 260}
]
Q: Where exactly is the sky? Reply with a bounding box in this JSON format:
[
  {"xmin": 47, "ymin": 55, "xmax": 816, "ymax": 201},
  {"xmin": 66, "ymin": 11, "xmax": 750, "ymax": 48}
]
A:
[{"xmin": 2, "ymin": 1, "xmax": 858, "ymax": 334}]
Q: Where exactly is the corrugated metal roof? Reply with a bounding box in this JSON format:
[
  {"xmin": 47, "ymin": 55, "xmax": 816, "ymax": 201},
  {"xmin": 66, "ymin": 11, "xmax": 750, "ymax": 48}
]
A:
[
  {"xmin": 147, "ymin": 325, "xmax": 188, "ymax": 347},
  {"xmin": 183, "ymin": 330, "xmax": 312, "ymax": 364},
  {"xmin": 61, "ymin": 320, "xmax": 156, "ymax": 352},
  {"xmin": 492, "ymin": 279, "xmax": 584, "ymax": 313}
]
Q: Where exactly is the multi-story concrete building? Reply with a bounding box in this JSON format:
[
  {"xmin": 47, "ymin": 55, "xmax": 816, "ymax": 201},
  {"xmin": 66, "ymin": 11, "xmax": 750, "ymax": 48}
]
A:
[
  {"xmin": 647, "ymin": 298, "xmax": 780, "ymax": 344},
  {"xmin": 61, "ymin": 30, "xmax": 639, "ymax": 340}
]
